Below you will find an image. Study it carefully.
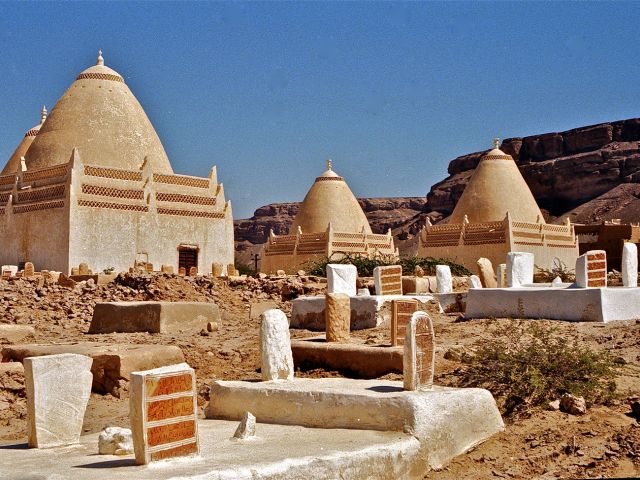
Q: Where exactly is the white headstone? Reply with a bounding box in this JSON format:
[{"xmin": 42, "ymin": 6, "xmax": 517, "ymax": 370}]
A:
[
  {"xmin": 260, "ymin": 309, "xmax": 294, "ymax": 381},
  {"xmin": 551, "ymin": 276, "xmax": 563, "ymax": 288},
  {"xmin": 622, "ymin": 242, "xmax": 638, "ymax": 287},
  {"xmin": 403, "ymin": 311, "xmax": 435, "ymax": 391},
  {"xmin": 435, "ymin": 265, "xmax": 453, "ymax": 294},
  {"xmin": 506, "ymin": 252, "xmax": 535, "ymax": 287},
  {"xmin": 326, "ymin": 264, "xmax": 357, "ymax": 296},
  {"xmin": 496, "ymin": 264, "xmax": 507, "ymax": 288},
  {"xmin": 24, "ymin": 353, "xmax": 93, "ymax": 448},
  {"xmin": 98, "ymin": 427, "xmax": 134, "ymax": 455},
  {"xmin": 469, "ymin": 275, "xmax": 483, "ymax": 289}
]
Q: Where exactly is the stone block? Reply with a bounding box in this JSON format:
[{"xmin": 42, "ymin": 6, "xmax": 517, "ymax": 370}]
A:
[
  {"xmin": 496, "ymin": 264, "xmax": 506, "ymax": 288},
  {"xmin": 622, "ymin": 242, "xmax": 638, "ymax": 287},
  {"xmin": 325, "ymin": 293, "xmax": 350, "ymax": 342},
  {"xmin": 291, "ymin": 338, "xmax": 403, "ymax": 378},
  {"xmin": 78, "ymin": 263, "xmax": 90, "ymax": 275},
  {"xmin": 260, "ymin": 309, "xmax": 294, "ymax": 381},
  {"xmin": 130, "ymin": 363, "xmax": 199, "ymax": 465},
  {"xmin": 3, "ymin": 343, "xmax": 185, "ymax": 396},
  {"xmin": 468, "ymin": 275, "xmax": 482, "ymax": 289},
  {"xmin": 228, "ymin": 264, "xmax": 238, "ymax": 276},
  {"xmin": 391, "ymin": 299, "xmax": 417, "ymax": 346},
  {"xmin": 373, "ymin": 265, "xmax": 403, "ymax": 295},
  {"xmin": 25, "ymin": 353, "xmax": 93, "ymax": 448},
  {"xmin": 326, "ymin": 264, "xmax": 357, "ymax": 296},
  {"xmin": 576, "ymin": 250, "xmax": 607, "ymax": 288},
  {"xmin": 506, "ymin": 252, "xmax": 534, "ymax": 288},
  {"xmin": 401, "ymin": 277, "xmax": 432, "ymax": 294},
  {"xmin": 89, "ymin": 301, "xmax": 220, "ymax": 334},
  {"xmin": 98, "ymin": 427, "xmax": 133, "ymax": 455},
  {"xmin": 476, "ymin": 258, "xmax": 497, "ymax": 288},
  {"xmin": 0, "ymin": 325, "xmax": 36, "ymax": 344},
  {"xmin": 1, "ymin": 265, "xmax": 18, "ymax": 278},
  {"xmin": 403, "ymin": 312, "xmax": 435, "ymax": 391},
  {"xmin": 435, "ymin": 265, "xmax": 452, "ymax": 294}
]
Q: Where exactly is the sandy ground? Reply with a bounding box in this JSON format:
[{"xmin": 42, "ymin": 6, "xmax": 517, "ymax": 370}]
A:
[{"xmin": 0, "ymin": 273, "xmax": 639, "ymax": 479}]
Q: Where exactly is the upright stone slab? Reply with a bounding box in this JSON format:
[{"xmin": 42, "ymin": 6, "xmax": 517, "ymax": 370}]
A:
[
  {"xmin": 435, "ymin": 265, "xmax": 452, "ymax": 294},
  {"xmin": 403, "ymin": 311, "xmax": 435, "ymax": 391},
  {"xmin": 326, "ymin": 264, "xmax": 357, "ymax": 296},
  {"xmin": 161, "ymin": 264, "xmax": 174, "ymax": 274},
  {"xmin": 391, "ymin": 299, "xmax": 417, "ymax": 346},
  {"xmin": 211, "ymin": 263, "xmax": 223, "ymax": 277},
  {"xmin": 24, "ymin": 353, "xmax": 93, "ymax": 448},
  {"xmin": 325, "ymin": 293, "xmax": 350, "ymax": 342},
  {"xmin": 496, "ymin": 264, "xmax": 507, "ymax": 288},
  {"xmin": 228, "ymin": 264, "xmax": 238, "ymax": 276},
  {"xmin": 260, "ymin": 309, "xmax": 294, "ymax": 381},
  {"xmin": 476, "ymin": 258, "xmax": 497, "ymax": 288},
  {"xmin": 78, "ymin": 263, "xmax": 90, "ymax": 275},
  {"xmin": 469, "ymin": 275, "xmax": 483, "ymax": 289},
  {"xmin": 188, "ymin": 266, "xmax": 198, "ymax": 276},
  {"xmin": 23, "ymin": 262, "xmax": 35, "ymax": 278},
  {"xmin": 576, "ymin": 250, "xmax": 607, "ymax": 288},
  {"xmin": 178, "ymin": 267, "xmax": 186, "ymax": 277},
  {"xmin": 622, "ymin": 242, "xmax": 638, "ymax": 288},
  {"xmin": 506, "ymin": 252, "xmax": 534, "ymax": 287},
  {"xmin": 1, "ymin": 265, "xmax": 17, "ymax": 278},
  {"xmin": 373, "ymin": 265, "xmax": 403, "ymax": 295},
  {"xmin": 130, "ymin": 363, "xmax": 199, "ymax": 465}
]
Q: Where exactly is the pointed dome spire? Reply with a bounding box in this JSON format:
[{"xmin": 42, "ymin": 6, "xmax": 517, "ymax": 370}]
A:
[
  {"xmin": 290, "ymin": 161, "xmax": 372, "ymax": 234},
  {"xmin": 97, "ymin": 49, "xmax": 104, "ymax": 66},
  {"xmin": 1, "ymin": 106, "xmax": 47, "ymax": 175},
  {"xmin": 448, "ymin": 138, "xmax": 544, "ymax": 224},
  {"xmin": 40, "ymin": 105, "xmax": 47, "ymax": 124}
]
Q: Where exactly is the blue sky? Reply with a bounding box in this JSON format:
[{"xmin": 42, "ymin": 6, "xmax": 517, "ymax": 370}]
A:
[{"xmin": 1, "ymin": 2, "xmax": 639, "ymax": 218}]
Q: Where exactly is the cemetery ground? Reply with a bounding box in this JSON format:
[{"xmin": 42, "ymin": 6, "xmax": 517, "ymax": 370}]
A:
[{"xmin": 0, "ymin": 273, "xmax": 639, "ymax": 479}]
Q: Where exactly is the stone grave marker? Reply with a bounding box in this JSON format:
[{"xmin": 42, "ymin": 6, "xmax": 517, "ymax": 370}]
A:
[
  {"xmin": 391, "ymin": 299, "xmax": 417, "ymax": 347},
  {"xmin": 79, "ymin": 263, "xmax": 90, "ymax": 275},
  {"xmin": 435, "ymin": 265, "xmax": 452, "ymax": 293},
  {"xmin": 622, "ymin": 242, "xmax": 638, "ymax": 287},
  {"xmin": 145, "ymin": 263, "xmax": 154, "ymax": 273},
  {"xmin": 71, "ymin": 267, "xmax": 80, "ymax": 276},
  {"xmin": 2, "ymin": 265, "xmax": 17, "ymax": 278},
  {"xmin": 189, "ymin": 266, "xmax": 198, "ymax": 276},
  {"xmin": 326, "ymin": 264, "xmax": 357, "ymax": 296},
  {"xmin": 373, "ymin": 265, "xmax": 402, "ymax": 295},
  {"xmin": 325, "ymin": 292, "xmax": 350, "ymax": 342},
  {"xmin": 227, "ymin": 264, "xmax": 237, "ymax": 276},
  {"xmin": 576, "ymin": 250, "xmax": 607, "ymax": 288},
  {"xmin": 178, "ymin": 267, "xmax": 186, "ymax": 277},
  {"xmin": 260, "ymin": 309, "xmax": 294, "ymax": 381},
  {"xmin": 496, "ymin": 264, "xmax": 507, "ymax": 288},
  {"xmin": 506, "ymin": 252, "xmax": 534, "ymax": 287},
  {"xmin": 403, "ymin": 311, "xmax": 435, "ymax": 391},
  {"xmin": 130, "ymin": 363, "xmax": 199, "ymax": 465},
  {"xmin": 211, "ymin": 263, "xmax": 223, "ymax": 277},
  {"xmin": 476, "ymin": 258, "xmax": 497, "ymax": 288},
  {"xmin": 161, "ymin": 264, "xmax": 174, "ymax": 274},
  {"xmin": 24, "ymin": 353, "xmax": 93, "ymax": 448},
  {"xmin": 23, "ymin": 262, "xmax": 35, "ymax": 278},
  {"xmin": 469, "ymin": 275, "xmax": 482, "ymax": 289}
]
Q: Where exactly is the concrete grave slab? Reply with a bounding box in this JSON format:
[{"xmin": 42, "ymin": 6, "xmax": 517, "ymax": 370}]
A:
[
  {"xmin": 291, "ymin": 294, "xmax": 434, "ymax": 330},
  {"xmin": 0, "ymin": 419, "xmax": 421, "ymax": 480},
  {"xmin": 2, "ymin": 343, "xmax": 184, "ymax": 396},
  {"xmin": 206, "ymin": 378, "xmax": 504, "ymax": 470},
  {"xmin": 130, "ymin": 363, "xmax": 199, "ymax": 465},
  {"xmin": 89, "ymin": 301, "xmax": 220, "ymax": 334},
  {"xmin": 25, "ymin": 353, "xmax": 93, "ymax": 448},
  {"xmin": 326, "ymin": 264, "xmax": 357, "ymax": 296},
  {"xmin": 464, "ymin": 286, "xmax": 640, "ymax": 322},
  {"xmin": 291, "ymin": 336, "xmax": 403, "ymax": 378}
]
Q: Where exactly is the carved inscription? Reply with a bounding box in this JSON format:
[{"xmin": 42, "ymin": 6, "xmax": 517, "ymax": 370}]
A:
[
  {"xmin": 415, "ymin": 316, "xmax": 435, "ymax": 388},
  {"xmin": 147, "ymin": 420, "xmax": 196, "ymax": 447},
  {"xmin": 147, "ymin": 395, "xmax": 195, "ymax": 422},
  {"xmin": 374, "ymin": 265, "xmax": 403, "ymax": 295},
  {"xmin": 145, "ymin": 373, "xmax": 192, "ymax": 397},
  {"xmin": 150, "ymin": 441, "xmax": 198, "ymax": 461},
  {"xmin": 391, "ymin": 299, "xmax": 417, "ymax": 346}
]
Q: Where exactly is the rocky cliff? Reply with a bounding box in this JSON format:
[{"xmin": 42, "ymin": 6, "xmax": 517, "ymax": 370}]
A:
[{"xmin": 235, "ymin": 117, "xmax": 640, "ymax": 263}]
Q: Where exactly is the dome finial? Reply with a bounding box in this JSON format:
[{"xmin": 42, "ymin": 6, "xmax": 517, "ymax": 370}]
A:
[
  {"xmin": 97, "ymin": 49, "xmax": 104, "ymax": 66},
  {"xmin": 326, "ymin": 159, "xmax": 333, "ymax": 171},
  {"xmin": 492, "ymin": 137, "xmax": 500, "ymax": 149},
  {"xmin": 40, "ymin": 105, "xmax": 47, "ymax": 124}
]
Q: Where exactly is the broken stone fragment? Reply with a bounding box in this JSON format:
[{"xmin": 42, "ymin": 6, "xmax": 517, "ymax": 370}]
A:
[
  {"xmin": 98, "ymin": 426, "xmax": 134, "ymax": 455},
  {"xmin": 233, "ymin": 411, "xmax": 256, "ymax": 439},
  {"xmin": 559, "ymin": 393, "xmax": 586, "ymax": 415}
]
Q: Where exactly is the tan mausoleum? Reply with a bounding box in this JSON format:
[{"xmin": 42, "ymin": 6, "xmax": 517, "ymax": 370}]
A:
[
  {"xmin": 415, "ymin": 139, "xmax": 579, "ymax": 272},
  {"xmin": 0, "ymin": 51, "xmax": 234, "ymax": 275},
  {"xmin": 261, "ymin": 161, "xmax": 398, "ymax": 273}
]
